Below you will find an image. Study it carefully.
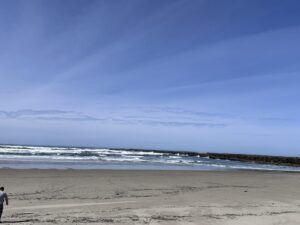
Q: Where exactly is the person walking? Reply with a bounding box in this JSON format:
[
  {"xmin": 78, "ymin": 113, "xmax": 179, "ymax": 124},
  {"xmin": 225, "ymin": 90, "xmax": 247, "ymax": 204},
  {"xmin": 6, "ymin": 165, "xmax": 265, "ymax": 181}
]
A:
[{"xmin": 0, "ymin": 187, "xmax": 8, "ymax": 223}]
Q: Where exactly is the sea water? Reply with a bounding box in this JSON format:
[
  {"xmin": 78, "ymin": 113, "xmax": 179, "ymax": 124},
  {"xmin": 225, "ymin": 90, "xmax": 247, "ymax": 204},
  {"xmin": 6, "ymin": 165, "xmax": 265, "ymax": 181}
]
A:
[{"xmin": 0, "ymin": 144, "xmax": 299, "ymax": 171}]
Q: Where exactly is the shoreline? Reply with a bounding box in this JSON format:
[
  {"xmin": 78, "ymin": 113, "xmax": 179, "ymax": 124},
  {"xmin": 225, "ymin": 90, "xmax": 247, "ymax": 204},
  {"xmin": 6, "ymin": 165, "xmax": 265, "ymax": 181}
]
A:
[{"xmin": 1, "ymin": 167, "xmax": 300, "ymax": 173}]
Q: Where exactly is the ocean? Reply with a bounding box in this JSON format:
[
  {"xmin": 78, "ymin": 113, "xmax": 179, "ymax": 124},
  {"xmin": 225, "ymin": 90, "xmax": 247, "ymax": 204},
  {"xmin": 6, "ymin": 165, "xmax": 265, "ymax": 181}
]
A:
[{"xmin": 0, "ymin": 144, "xmax": 299, "ymax": 171}]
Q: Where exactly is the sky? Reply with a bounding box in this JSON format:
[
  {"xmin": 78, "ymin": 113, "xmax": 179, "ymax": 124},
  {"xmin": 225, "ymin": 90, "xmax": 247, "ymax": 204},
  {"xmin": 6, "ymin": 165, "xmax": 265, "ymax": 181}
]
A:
[{"xmin": 0, "ymin": 0, "xmax": 300, "ymax": 156}]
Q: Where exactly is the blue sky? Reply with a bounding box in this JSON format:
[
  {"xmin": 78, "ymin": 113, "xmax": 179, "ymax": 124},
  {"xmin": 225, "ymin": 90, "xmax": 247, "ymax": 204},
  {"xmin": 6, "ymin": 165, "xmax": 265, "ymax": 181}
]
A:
[{"xmin": 0, "ymin": 0, "xmax": 300, "ymax": 156}]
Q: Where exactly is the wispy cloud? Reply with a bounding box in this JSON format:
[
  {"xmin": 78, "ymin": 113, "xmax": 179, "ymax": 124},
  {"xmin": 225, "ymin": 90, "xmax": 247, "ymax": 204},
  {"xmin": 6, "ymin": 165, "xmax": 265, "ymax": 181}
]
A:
[
  {"xmin": 0, "ymin": 110, "xmax": 96, "ymax": 121},
  {"xmin": 0, "ymin": 109, "xmax": 226, "ymax": 128},
  {"xmin": 136, "ymin": 120, "xmax": 225, "ymax": 127},
  {"xmin": 143, "ymin": 106, "xmax": 234, "ymax": 119},
  {"xmin": 109, "ymin": 118, "xmax": 226, "ymax": 128}
]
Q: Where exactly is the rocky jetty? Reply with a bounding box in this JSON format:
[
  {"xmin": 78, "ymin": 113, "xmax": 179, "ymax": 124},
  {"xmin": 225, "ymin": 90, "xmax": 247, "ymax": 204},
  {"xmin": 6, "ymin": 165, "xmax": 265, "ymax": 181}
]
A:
[{"xmin": 206, "ymin": 153, "xmax": 300, "ymax": 167}]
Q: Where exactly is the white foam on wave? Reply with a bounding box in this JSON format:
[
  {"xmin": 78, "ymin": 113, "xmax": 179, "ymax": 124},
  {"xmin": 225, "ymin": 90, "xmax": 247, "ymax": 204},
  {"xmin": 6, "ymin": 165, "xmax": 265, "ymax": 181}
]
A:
[
  {"xmin": 0, "ymin": 145, "xmax": 166, "ymax": 160},
  {"xmin": 0, "ymin": 154, "xmax": 99, "ymax": 161},
  {"xmin": 102, "ymin": 156, "xmax": 146, "ymax": 162}
]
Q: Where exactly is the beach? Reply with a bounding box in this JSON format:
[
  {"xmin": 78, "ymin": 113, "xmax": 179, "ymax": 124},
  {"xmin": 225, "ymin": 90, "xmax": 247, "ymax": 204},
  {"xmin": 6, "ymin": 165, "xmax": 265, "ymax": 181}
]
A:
[{"xmin": 0, "ymin": 169, "xmax": 299, "ymax": 224}]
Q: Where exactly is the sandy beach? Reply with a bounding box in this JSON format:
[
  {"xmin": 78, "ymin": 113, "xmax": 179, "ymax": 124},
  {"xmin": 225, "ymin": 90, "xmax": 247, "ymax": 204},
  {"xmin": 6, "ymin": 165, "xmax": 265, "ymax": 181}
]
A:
[{"xmin": 0, "ymin": 169, "xmax": 299, "ymax": 225}]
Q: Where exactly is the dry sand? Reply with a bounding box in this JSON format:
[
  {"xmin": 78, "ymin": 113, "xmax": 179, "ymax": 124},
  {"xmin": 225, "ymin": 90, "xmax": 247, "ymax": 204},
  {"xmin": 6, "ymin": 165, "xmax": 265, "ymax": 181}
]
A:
[{"xmin": 0, "ymin": 169, "xmax": 300, "ymax": 224}]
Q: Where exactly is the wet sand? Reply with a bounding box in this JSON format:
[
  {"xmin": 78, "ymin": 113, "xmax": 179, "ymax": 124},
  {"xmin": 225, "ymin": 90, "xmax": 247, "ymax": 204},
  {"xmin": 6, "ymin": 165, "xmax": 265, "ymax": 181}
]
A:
[{"xmin": 0, "ymin": 169, "xmax": 300, "ymax": 224}]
